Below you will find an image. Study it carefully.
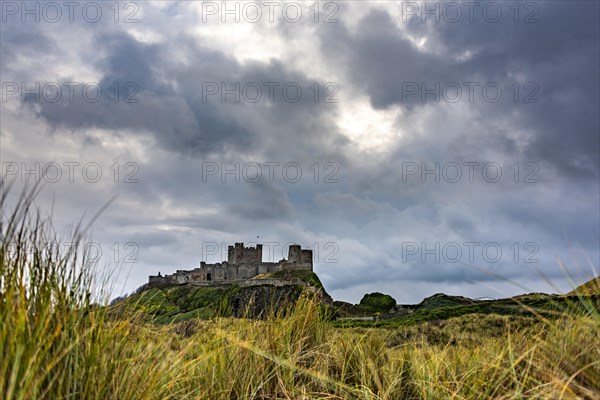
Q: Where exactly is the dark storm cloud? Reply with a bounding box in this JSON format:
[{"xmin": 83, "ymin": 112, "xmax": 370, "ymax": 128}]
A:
[
  {"xmin": 320, "ymin": 2, "xmax": 599, "ymax": 179},
  {"xmin": 16, "ymin": 32, "xmax": 251, "ymax": 156},
  {"xmin": 20, "ymin": 29, "xmax": 349, "ymax": 161},
  {"xmin": 319, "ymin": 9, "xmax": 465, "ymax": 109}
]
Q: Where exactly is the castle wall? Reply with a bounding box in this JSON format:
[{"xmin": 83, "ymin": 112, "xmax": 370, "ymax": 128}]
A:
[
  {"xmin": 237, "ymin": 264, "xmax": 252, "ymax": 279},
  {"xmin": 267, "ymin": 263, "xmax": 282, "ymax": 273},
  {"xmin": 258, "ymin": 264, "xmax": 268, "ymax": 275},
  {"xmin": 227, "ymin": 265, "xmax": 238, "ymax": 280},
  {"xmin": 279, "ymin": 261, "xmax": 312, "ymax": 271}
]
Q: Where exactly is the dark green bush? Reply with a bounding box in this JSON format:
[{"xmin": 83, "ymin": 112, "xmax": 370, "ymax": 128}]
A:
[{"xmin": 359, "ymin": 292, "xmax": 397, "ymax": 313}]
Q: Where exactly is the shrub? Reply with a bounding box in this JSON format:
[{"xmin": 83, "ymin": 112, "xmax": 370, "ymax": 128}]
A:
[{"xmin": 359, "ymin": 292, "xmax": 397, "ymax": 313}]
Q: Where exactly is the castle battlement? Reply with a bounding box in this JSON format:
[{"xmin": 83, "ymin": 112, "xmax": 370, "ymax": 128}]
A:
[{"xmin": 148, "ymin": 243, "xmax": 312, "ymax": 287}]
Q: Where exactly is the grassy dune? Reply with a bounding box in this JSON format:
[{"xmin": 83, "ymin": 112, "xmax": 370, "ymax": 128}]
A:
[{"xmin": 1, "ymin": 187, "xmax": 599, "ymax": 399}]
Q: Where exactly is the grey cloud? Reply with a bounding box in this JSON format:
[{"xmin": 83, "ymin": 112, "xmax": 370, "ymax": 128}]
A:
[
  {"xmin": 319, "ymin": 3, "xmax": 599, "ymax": 179},
  {"xmin": 23, "ymin": 30, "xmax": 350, "ymax": 162},
  {"xmin": 228, "ymin": 180, "xmax": 293, "ymax": 220}
]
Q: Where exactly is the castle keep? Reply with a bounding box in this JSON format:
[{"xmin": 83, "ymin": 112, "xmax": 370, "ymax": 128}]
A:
[{"xmin": 148, "ymin": 243, "xmax": 313, "ymax": 286}]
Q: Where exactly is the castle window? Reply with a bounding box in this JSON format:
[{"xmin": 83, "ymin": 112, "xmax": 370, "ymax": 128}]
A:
[{"xmin": 206, "ymin": 273, "xmax": 211, "ymax": 281}]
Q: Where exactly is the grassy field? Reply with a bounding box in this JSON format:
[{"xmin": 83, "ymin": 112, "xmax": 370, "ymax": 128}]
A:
[{"xmin": 1, "ymin": 186, "xmax": 599, "ymax": 399}]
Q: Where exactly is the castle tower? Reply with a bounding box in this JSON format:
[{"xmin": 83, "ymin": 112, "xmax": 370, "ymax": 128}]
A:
[
  {"xmin": 301, "ymin": 249, "xmax": 313, "ymax": 265},
  {"xmin": 228, "ymin": 242, "xmax": 263, "ymax": 263},
  {"xmin": 288, "ymin": 244, "xmax": 301, "ymax": 263},
  {"xmin": 227, "ymin": 245, "xmax": 235, "ymax": 263},
  {"xmin": 234, "ymin": 242, "xmax": 243, "ymax": 263},
  {"xmin": 256, "ymin": 244, "xmax": 263, "ymax": 262}
]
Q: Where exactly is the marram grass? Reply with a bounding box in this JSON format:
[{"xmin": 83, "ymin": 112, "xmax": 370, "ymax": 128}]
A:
[{"xmin": 1, "ymin": 186, "xmax": 599, "ymax": 399}]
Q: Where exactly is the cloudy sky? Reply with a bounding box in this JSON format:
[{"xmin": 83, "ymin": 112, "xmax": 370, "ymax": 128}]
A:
[{"xmin": 1, "ymin": 1, "xmax": 598, "ymax": 303}]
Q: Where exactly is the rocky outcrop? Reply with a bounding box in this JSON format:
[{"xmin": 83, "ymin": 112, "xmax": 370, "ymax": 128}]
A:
[
  {"xmin": 123, "ymin": 273, "xmax": 333, "ymax": 322},
  {"xmin": 226, "ymin": 283, "xmax": 332, "ymax": 318}
]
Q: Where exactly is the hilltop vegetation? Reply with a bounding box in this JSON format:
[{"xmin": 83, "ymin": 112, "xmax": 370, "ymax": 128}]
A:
[
  {"xmin": 269, "ymin": 269, "xmax": 325, "ymax": 288},
  {"xmin": 569, "ymin": 276, "xmax": 600, "ymax": 296},
  {"xmin": 112, "ymin": 280, "xmax": 329, "ymax": 323}
]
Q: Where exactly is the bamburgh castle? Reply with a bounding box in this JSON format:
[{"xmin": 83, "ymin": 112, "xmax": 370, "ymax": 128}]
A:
[{"xmin": 148, "ymin": 243, "xmax": 313, "ymax": 286}]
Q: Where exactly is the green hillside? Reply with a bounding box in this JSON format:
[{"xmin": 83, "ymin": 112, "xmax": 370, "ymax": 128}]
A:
[
  {"xmin": 568, "ymin": 276, "xmax": 600, "ymax": 296},
  {"xmin": 111, "ymin": 272, "xmax": 331, "ymax": 323}
]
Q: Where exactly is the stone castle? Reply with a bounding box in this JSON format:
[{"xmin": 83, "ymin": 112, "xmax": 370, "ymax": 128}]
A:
[{"xmin": 148, "ymin": 242, "xmax": 313, "ymax": 286}]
